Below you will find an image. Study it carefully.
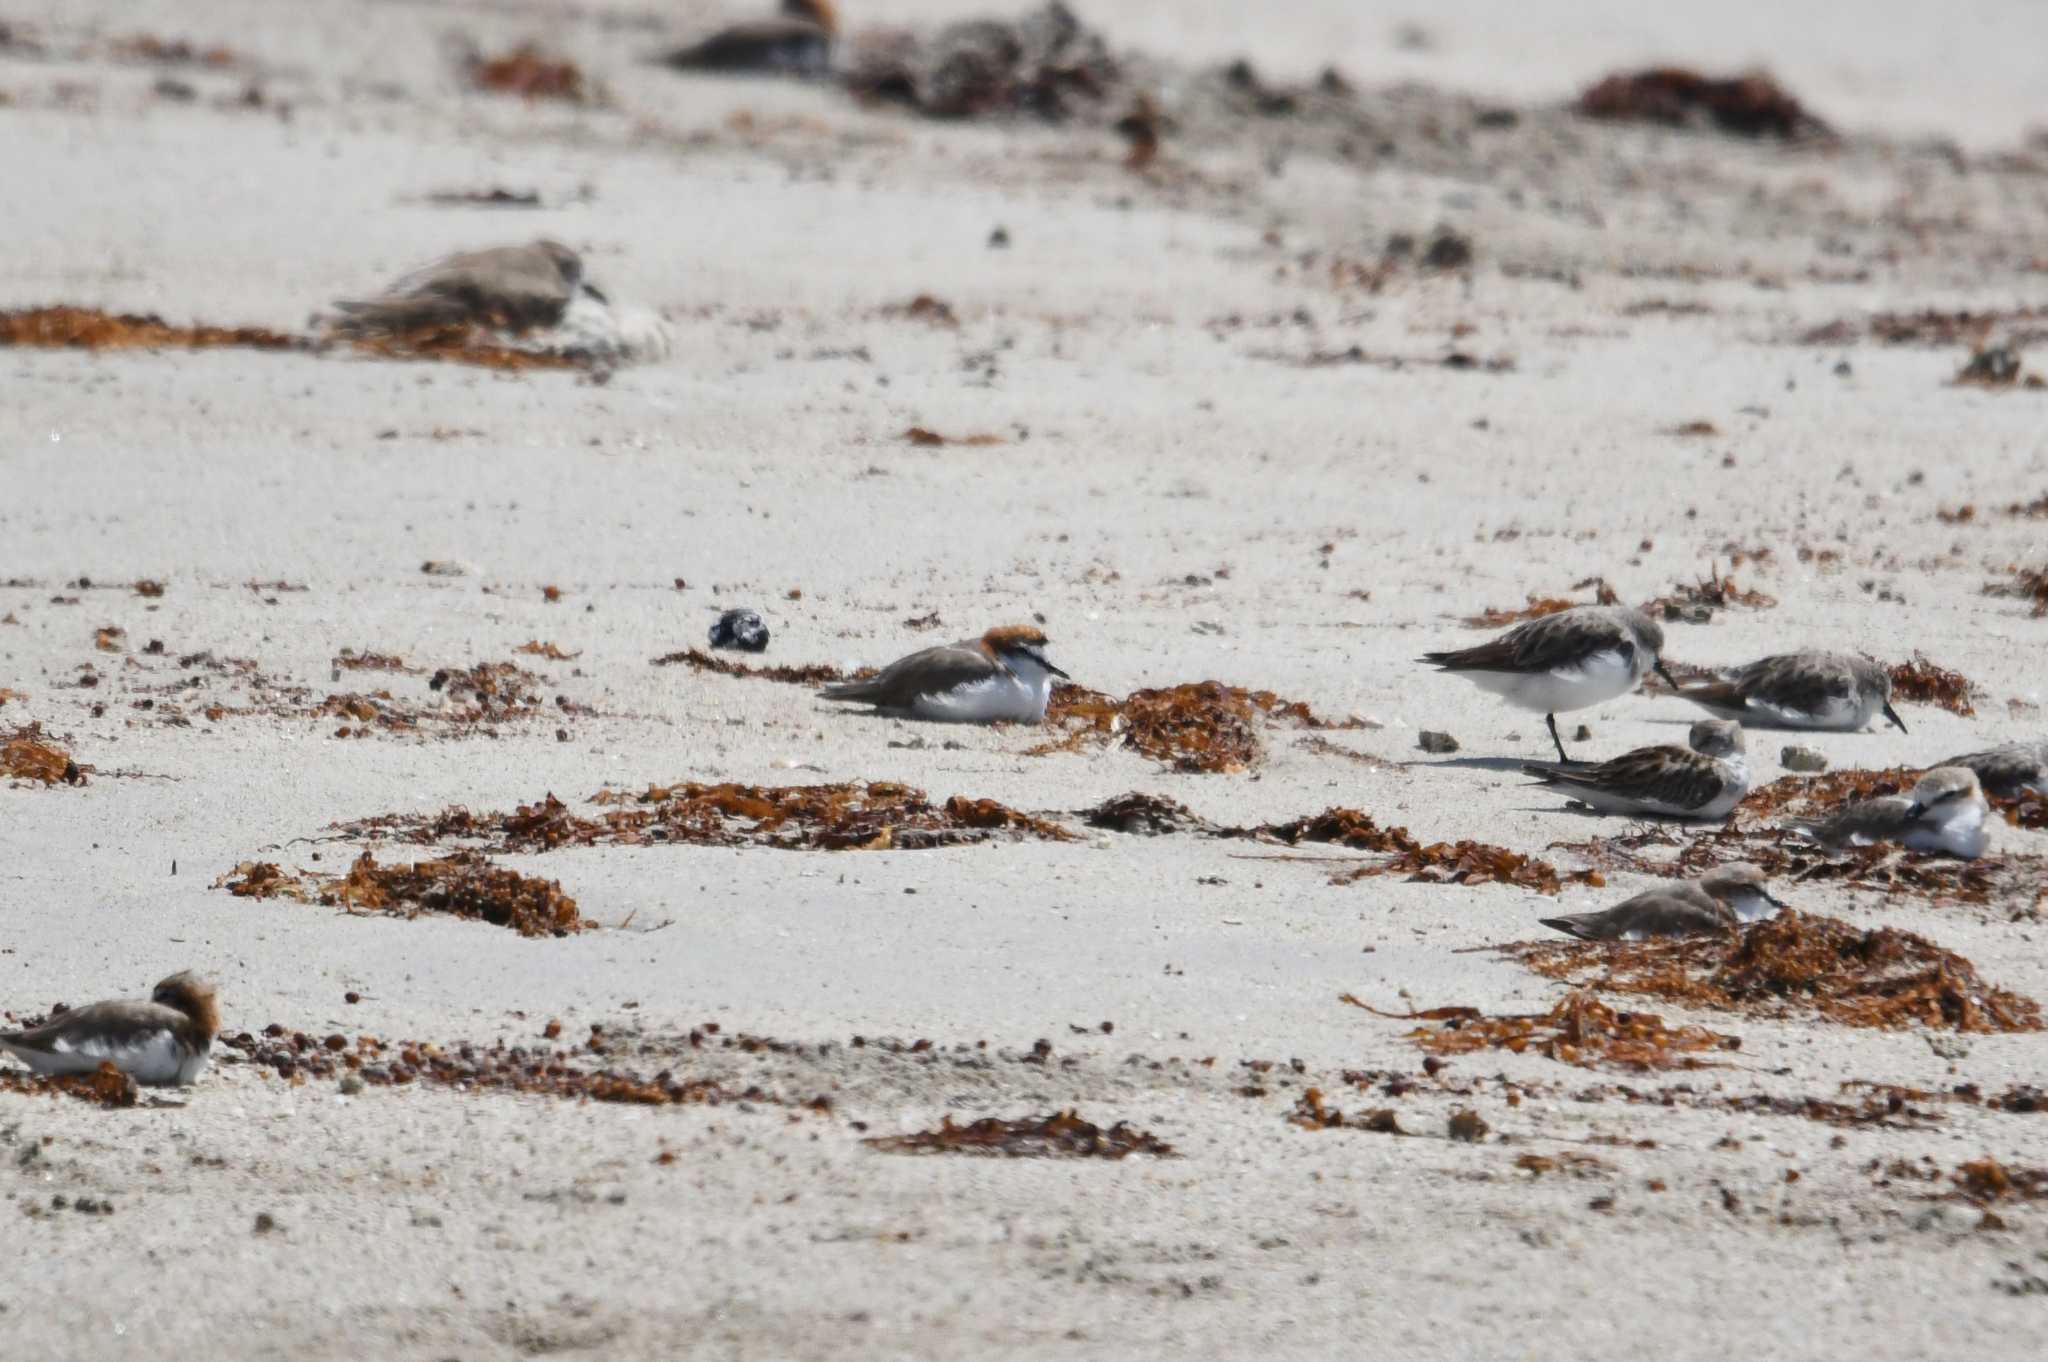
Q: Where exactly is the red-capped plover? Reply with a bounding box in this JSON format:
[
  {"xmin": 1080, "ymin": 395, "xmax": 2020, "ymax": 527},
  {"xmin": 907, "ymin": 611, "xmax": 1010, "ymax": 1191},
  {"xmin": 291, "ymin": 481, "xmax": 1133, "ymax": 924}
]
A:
[
  {"xmin": 332, "ymin": 239, "xmax": 592, "ymax": 334},
  {"xmin": 1520, "ymin": 717, "xmax": 1749, "ymax": 819},
  {"xmin": 1934, "ymin": 739, "xmax": 2046, "ymax": 797},
  {"xmin": 1789, "ymin": 766, "xmax": 1989, "ymax": 858},
  {"xmin": 1676, "ymin": 650, "xmax": 1905, "ymax": 733},
  {"xmin": 820, "ymin": 624, "xmax": 1068, "ymax": 723},
  {"xmin": 0, "ymin": 971, "xmax": 218, "ymax": 1086},
  {"xmin": 1539, "ymin": 864, "xmax": 1784, "ymax": 940},
  {"xmin": 660, "ymin": 0, "xmax": 838, "ymax": 76},
  {"xmin": 1419, "ymin": 604, "xmax": 1677, "ymax": 762}
]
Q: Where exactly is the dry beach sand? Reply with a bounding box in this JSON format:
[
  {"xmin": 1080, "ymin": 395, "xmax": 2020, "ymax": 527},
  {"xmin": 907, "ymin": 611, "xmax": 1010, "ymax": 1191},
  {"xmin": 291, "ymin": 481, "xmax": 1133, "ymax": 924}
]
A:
[{"xmin": 4, "ymin": 1, "xmax": 2048, "ymax": 1358}]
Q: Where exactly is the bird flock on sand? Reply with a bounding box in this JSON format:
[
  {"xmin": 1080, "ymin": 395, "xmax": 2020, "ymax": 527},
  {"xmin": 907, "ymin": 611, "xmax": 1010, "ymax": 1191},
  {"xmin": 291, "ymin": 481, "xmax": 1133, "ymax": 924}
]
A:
[{"xmin": 4, "ymin": 605, "xmax": 2039, "ymax": 1089}]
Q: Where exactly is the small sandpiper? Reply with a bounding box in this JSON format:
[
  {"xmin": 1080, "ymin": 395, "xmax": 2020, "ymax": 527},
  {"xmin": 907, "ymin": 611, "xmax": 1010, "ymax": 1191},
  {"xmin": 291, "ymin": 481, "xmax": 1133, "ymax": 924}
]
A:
[
  {"xmin": 1676, "ymin": 650, "xmax": 1905, "ymax": 733},
  {"xmin": 1419, "ymin": 604, "xmax": 1676, "ymax": 762},
  {"xmin": 1789, "ymin": 766, "xmax": 1990, "ymax": 859},
  {"xmin": 1521, "ymin": 717, "xmax": 1749, "ymax": 819},
  {"xmin": 1540, "ymin": 864, "xmax": 1784, "ymax": 940}
]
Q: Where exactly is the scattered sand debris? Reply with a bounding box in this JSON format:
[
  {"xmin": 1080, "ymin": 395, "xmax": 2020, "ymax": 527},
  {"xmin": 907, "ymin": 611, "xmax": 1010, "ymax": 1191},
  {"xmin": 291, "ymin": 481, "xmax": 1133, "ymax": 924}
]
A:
[
  {"xmin": 843, "ymin": 3, "xmax": 1118, "ymax": 122},
  {"xmin": 2007, "ymin": 493, "xmax": 2048, "ymax": 519},
  {"xmin": 1288, "ymin": 1087, "xmax": 1405, "ymax": 1133},
  {"xmin": 1954, "ymin": 347, "xmax": 2045, "ymax": 390},
  {"xmin": 216, "ymin": 849, "xmax": 589, "ymax": 938},
  {"xmin": 902, "ymin": 426, "xmax": 1006, "ymax": 447},
  {"xmin": 1515, "ymin": 1151, "xmax": 1613, "ymax": 1178},
  {"xmin": 109, "ymin": 34, "xmax": 237, "ymax": 67},
  {"xmin": 1446, "ymin": 1108, "xmax": 1491, "ymax": 1142},
  {"xmin": 651, "ymin": 646, "xmax": 856, "ymax": 685},
  {"xmin": 1984, "ymin": 566, "xmax": 2048, "ymax": 617},
  {"xmin": 1331, "ymin": 832, "xmax": 1603, "ymax": 895},
  {"xmin": 881, "ymin": 294, "xmax": 958, "ymax": 327},
  {"xmin": 1665, "ymin": 419, "xmax": 1719, "ymax": 437},
  {"xmin": 1342, "ymin": 991, "xmax": 1738, "ymax": 1070},
  {"xmin": 338, "ymin": 782, "xmax": 1072, "ymax": 854},
  {"xmin": 1577, "ymin": 68, "xmax": 1830, "ymax": 140},
  {"xmin": 1801, "ymin": 307, "xmax": 2048, "ymax": 349},
  {"xmin": 1461, "ymin": 577, "xmax": 1618, "ymax": 627},
  {"xmin": 333, "ymin": 649, "xmax": 410, "ymax": 672},
  {"xmin": 863, "ymin": 1110, "xmax": 1176, "ymax": 1159},
  {"xmin": 512, "ymin": 640, "xmax": 580, "ymax": 660},
  {"xmin": 1078, "ymin": 791, "xmax": 1215, "ymax": 835},
  {"xmin": 1642, "ymin": 565, "xmax": 1777, "ymax": 621},
  {"xmin": 1500, "ymin": 911, "xmax": 2041, "ymax": 1033},
  {"xmin": 2, "ymin": 724, "xmax": 87, "ymax": 786},
  {"xmin": 466, "ymin": 44, "xmax": 586, "ymax": 102},
  {"xmin": 0, "ymin": 1060, "xmax": 138, "ymax": 1108},
  {"xmin": 1952, "ymin": 1157, "xmax": 2048, "ymax": 1205},
  {"xmin": 1035, "ymin": 680, "xmax": 1366, "ymax": 772},
  {"xmin": 0, "ymin": 306, "xmax": 295, "ymax": 353},
  {"xmin": 1888, "ymin": 652, "xmax": 1976, "ymax": 716},
  {"xmin": 218, "ymin": 1027, "xmax": 807, "ymax": 1111}
]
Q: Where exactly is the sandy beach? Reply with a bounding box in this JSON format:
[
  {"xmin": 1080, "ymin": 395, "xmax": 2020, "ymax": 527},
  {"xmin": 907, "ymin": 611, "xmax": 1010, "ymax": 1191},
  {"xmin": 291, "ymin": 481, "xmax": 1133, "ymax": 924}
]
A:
[{"xmin": 4, "ymin": 2, "xmax": 2048, "ymax": 1357}]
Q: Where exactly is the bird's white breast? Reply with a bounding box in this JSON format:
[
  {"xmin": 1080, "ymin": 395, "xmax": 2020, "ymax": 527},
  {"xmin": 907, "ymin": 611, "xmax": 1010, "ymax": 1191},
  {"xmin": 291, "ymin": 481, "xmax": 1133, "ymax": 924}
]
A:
[{"xmin": 1470, "ymin": 647, "xmax": 1641, "ymax": 715}]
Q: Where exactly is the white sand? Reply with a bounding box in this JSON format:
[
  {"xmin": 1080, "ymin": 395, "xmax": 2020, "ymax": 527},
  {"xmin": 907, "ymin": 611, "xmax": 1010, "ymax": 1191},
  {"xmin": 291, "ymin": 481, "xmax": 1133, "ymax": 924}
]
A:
[{"xmin": 4, "ymin": 1, "xmax": 2048, "ymax": 1357}]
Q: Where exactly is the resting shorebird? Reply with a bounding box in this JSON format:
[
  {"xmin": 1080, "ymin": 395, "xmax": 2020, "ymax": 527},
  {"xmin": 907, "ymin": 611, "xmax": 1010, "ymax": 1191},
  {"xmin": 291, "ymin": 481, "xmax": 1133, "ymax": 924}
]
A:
[
  {"xmin": 1521, "ymin": 718, "xmax": 1749, "ymax": 819},
  {"xmin": 332, "ymin": 240, "xmax": 594, "ymax": 334},
  {"xmin": 1789, "ymin": 766, "xmax": 1990, "ymax": 859},
  {"xmin": 1676, "ymin": 650, "xmax": 1905, "ymax": 733},
  {"xmin": 820, "ymin": 624, "xmax": 1068, "ymax": 723},
  {"xmin": 0, "ymin": 971, "xmax": 218, "ymax": 1086},
  {"xmin": 1419, "ymin": 605, "xmax": 1676, "ymax": 762},
  {"xmin": 1540, "ymin": 864, "xmax": 1784, "ymax": 941},
  {"xmin": 1934, "ymin": 739, "xmax": 2046, "ymax": 797},
  {"xmin": 660, "ymin": 0, "xmax": 838, "ymax": 76}
]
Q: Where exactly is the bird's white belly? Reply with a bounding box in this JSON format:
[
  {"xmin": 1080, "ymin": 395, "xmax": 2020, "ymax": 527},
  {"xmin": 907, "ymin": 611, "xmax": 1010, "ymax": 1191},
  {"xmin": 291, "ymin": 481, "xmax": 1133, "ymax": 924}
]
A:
[
  {"xmin": 12, "ymin": 1028, "xmax": 199, "ymax": 1085},
  {"xmin": 1906, "ymin": 804, "xmax": 1988, "ymax": 859},
  {"xmin": 1470, "ymin": 648, "xmax": 1639, "ymax": 714},
  {"xmin": 909, "ymin": 673, "xmax": 1049, "ymax": 724},
  {"xmin": 1753, "ymin": 692, "xmax": 1870, "ymax": 730}
]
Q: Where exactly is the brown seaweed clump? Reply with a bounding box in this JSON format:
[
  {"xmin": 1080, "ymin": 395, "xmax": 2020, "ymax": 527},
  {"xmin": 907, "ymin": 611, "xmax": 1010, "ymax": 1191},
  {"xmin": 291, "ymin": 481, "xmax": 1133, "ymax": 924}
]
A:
[
  {"xmin": 650, "ymin": 646, "xmax": 856, "ymax": 685},
  {"xmin": 1642, "ymin": 565, "xmax": 1777, "ymax": 621},
  {"xmin": 0, "ymin": 306, "xmax": 295, "ymax": 353},
  {"xmin": 335, "ymin": 782, "xmax": 1071, "ymax": 853},
  {"xmin": 1984, "ymin": 566, "xmax": 2048, "ymax": 618},
  {"xmin": 1288, "ymin": 1087, "xmax": 1405, "ymax": 1133},
  {"xmin": 0, "ymin": 1059, "xmax": 139, "ymax": 1108},
  {"xmin": 1462, "ymin": 577, "xmax": 1618, "ymax": 627},
  {"xmin": 339, "ymin": 323, "xmax": 586, "ymax": 372},
  {"xmin": 863, "ymin": 1109, "xmax": 1177, "ymax": 1159},
  {"xmin": 1333, "ymin": 836, "xmax": 1602, "ymax": 896},
  {"xmin": 1342, "ymin": 991, "xmax": 1738, "ymax": 1070},
  {"xmin": 1888, "ymin": 653, "xmax": 1976, "ymax": 717},
  {"xmin": 1501, "ymin": 911, "xmax": 2041, "ymax": 1033},
  {"xmin": 466, "ymin": 45, "xmax": 586, "ymax": 102},
  {"xmin": 1953, "ymin": 1157, "xmax": 2048, "ymax": 1205},
  {"xmin": 1577, "ymin": 68, "xmax": 1830, "ymax": 140},
  {"xmin": 1036, "ymin": 680, "xmax": 1365, "ymax": 772},
  {"xmin": 2, "ymin": 724, "xmax": 87, "ymax": 786},
  {"xmin": 216, "ymin": 849, "xmax": 589, "ymax": 938}
]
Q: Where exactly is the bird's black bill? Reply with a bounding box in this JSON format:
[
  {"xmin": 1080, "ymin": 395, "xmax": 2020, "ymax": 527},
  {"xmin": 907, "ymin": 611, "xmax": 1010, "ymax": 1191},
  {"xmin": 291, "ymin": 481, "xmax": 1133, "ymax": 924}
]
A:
[
  {"xmin": 1902, "ymin": 801, "xmax": 1926, "ymax": 822},
  {"xmin": 1653, "ymin": 661, "xmax": 1680, "ymax": 691},
  {"xmin": 1046, "ymin": 662, "xmax": 1071, "ymax": 680},
  {"xmin": 581, "ymin": 283, "xmax": 611, "ymax": 305},
  {"xmin": 1765, "ymin": 891, "xmax": 1790, "ymax": 909},
  {"xmin": 1882, "ymin": 702, "xmax": 1907, "ymax": 733}
]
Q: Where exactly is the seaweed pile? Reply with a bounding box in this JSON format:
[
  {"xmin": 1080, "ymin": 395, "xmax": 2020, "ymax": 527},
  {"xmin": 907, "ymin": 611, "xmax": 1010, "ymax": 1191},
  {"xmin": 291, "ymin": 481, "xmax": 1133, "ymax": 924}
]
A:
[
  {"xmin": 1036, "ymin": 680, "xmax": 1367, "ymax": 772},
  {"xmin": 2, "ymin": 724, "xmax": 87, "ymax": 786},
  {"xmin": 1500, "ymin": 911, "xmax": 2041, "ymax": 1033},
  {"xmin": 863, "ymin": 1109, "xmax": 1176, "ymax": 1159},
  {"xmin": 335, "ymin": 781, "xmax": 1071, "ymax": 853},
  {"xmin": 1343, "ymin": 991, "xmax": 1739, "ymax": 1070},
  {"xmin": 216, "ymin": 849, "xmax": 589, "ymax": 937}
]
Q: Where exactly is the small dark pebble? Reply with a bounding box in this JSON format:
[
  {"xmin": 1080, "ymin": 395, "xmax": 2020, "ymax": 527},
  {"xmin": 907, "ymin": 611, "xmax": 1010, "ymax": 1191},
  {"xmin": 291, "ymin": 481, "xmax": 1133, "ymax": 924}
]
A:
[
  {"xmin": 1572, "ymin": 724, "xmax": 1593, "ymax": 742},
  {"xmin": 1417, "ymin": 730, "xmax": 1459, "ymax": 754},
  {"xmin": 254, "ymin": 1212, "xmax": 278, "ymax": 1234},
  {"xmin": 708, "ymin": 607, "xmax": 769, "ymax": 652}
]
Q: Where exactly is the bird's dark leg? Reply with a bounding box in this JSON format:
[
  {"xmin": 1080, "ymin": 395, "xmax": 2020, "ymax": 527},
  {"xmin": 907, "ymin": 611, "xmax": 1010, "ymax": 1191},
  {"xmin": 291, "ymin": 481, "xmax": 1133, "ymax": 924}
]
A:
[{"xmin": 1546, "ymin": 712, "xmax": 1570, "ymax": 763}]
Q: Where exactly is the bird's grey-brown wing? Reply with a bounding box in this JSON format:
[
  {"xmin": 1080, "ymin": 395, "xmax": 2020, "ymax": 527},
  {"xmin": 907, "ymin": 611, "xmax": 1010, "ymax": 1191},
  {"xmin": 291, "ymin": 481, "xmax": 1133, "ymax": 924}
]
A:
[
  {"xmin": 1938, "ymin": 741, "xmax": 2047, "ymax": 797},
  {"xmin": 661, "ymin": 18, "xmax": 832, "ymax": 74},
  {"xmin": 0, "ymin": 999, "xmax": 179, "ymax": 1055},
  {"xmin": 337, "ymin": 245, "xmax": 573, "ymax": 331},
  {"xmin": 820, "ymin": 640, "xmax": 1000, "ymax": 706},
  {"xmin": 1791, "ymin": 795, "xmax": 1910, "ymax": 847},
  {"xmin": 1540, "ymin": 886, "xmax": 1725, "ymax": 940},
  {"xmin": 1733, "ymin": 653, "xmax": 1852, "ymax": 716},
  {"xmin": 1422, "ymin": 609, "xmax": 1627, "ymax": 675},
  {"xmin": 1526, "ymin": 745, "xmax": 1721, "ymax": 809}
]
